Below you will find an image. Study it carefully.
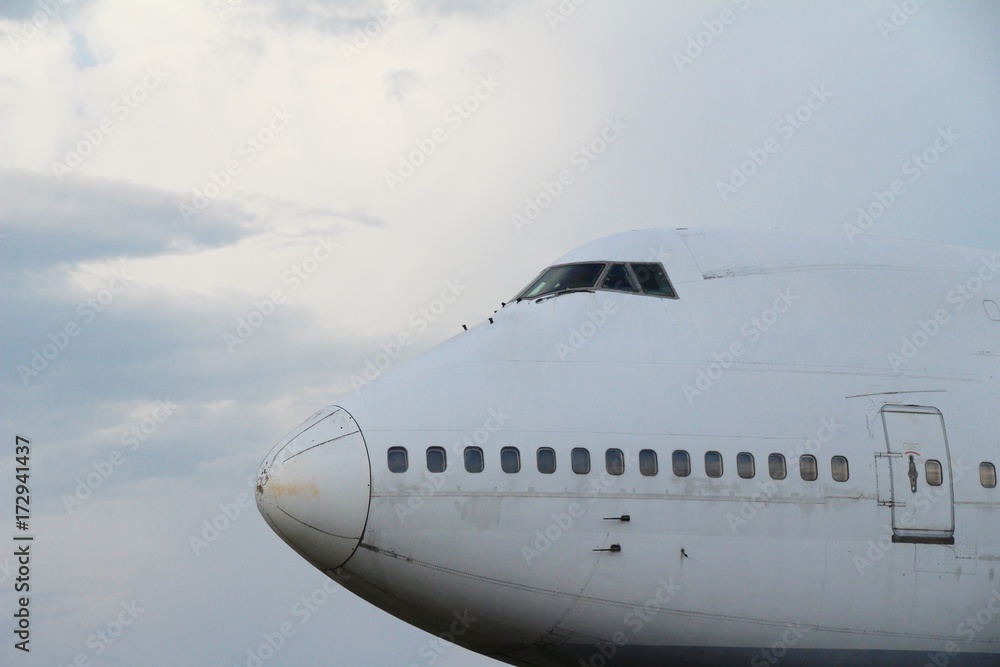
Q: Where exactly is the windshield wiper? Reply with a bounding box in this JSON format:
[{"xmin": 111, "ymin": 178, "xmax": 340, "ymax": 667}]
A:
[{"xmin": 533, "ymin": 288, "xmax": 595, "ymax": 303}]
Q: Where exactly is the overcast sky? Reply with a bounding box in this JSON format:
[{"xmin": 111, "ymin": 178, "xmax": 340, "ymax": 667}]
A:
[{"xmin": 1, "ymin": 1, "xmax": 999, "ymax": 665}]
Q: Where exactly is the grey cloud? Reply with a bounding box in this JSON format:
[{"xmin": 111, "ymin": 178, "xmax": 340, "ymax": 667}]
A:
[
  {"xmin": 247, "ymin": 0, "xmax": 522, "ymax": 35},
  {"xmin": 412, "ymin": 0, "xmax": 520, "ymax": 19},
  {"xmin": 0, "ymin": 0, "xmax": 64, "ymax": 20},
  {"xmin": 252, "ymin": 0, "xmax": 400, "ymax": 34},
  {"xmin": 385, "ymin": 69, "xmax": 422, "ymax": 104},
  {"xmin": 0, "ymin": 0, "xmax": 95, "ymax": 21},
  {"xmin": 0, "ymin": 169, "xmax": 259, "ymax": 276},
  {"xmin": 1, "ymin": 280, "xmax": 380, "ymax": 500},
  {"xmin": 240, "ymin": 192, "xmax": 385, "ymax": 232}
]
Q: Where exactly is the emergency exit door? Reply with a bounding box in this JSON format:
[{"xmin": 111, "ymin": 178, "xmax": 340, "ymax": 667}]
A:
[{"xmin": 879, "ymin": 405, "xmax": 955, "ymax": 544}]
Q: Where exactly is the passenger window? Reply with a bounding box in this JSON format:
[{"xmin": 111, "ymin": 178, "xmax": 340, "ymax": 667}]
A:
[
  {"xmin": 387, "ymin": 447, "xmax": 408, "ymax": 473},
  {"xmin": 705, "ymin": 451, "xmax": 723, "ymax": 478},
  {"xmin": 464, "ymin": 447, "xmax": 484, "ymax": 473},
  {"xmin": 629, "ymin": 263, "xmax": 677, "ymax": 298},
  {"xmin": 601, "ymin": 264, "xmax": 638, "ymax": 292},
  {"xmin": 737, "ymin": 452, "xmax": 755, "ymax": 479},
  {"xmin": 537, "ymin": 448, "xmax": 556, "ymax": 474},
  {"xmin": 501, "ymin": 447, "xmax": 520, "ymax": 473},
  {"xmin": 768, "ymin": 454, "xmax": 786, "ymax": 480},
  {"xmin": 571, "ymin": 448, "xmax": 590, "ymax": 475},
  {"xmin": 800, "ymin": 455, "xmax": 818, "ymax": 481},
  {"xmin": 606, "ymin": 449, "xmax": 625, "ymax": 475},
  {"xmin": 985, "ymin": 300, "xmax": 1000, "ymax": 321},
  {"xmin": 639, "ymin": 449, "xmax": 658, "ymax": 476},
  {"xmin": 925, "ymin": 460, "xmax": 943, "ymax": 487},
  {"xmin": 981, "ymin": 462, "xmax": 997, "ymax": 489},
  {"xmin": 427, "ymin": 447, "xmax": 446, "ymax": 473},
  {"xmin": 672, "ymin": 450, "xmax": 691, "ymax": 477},
  {"xmin": 831, "ymin": 456, "xmax": 849, "ymax": 482}
]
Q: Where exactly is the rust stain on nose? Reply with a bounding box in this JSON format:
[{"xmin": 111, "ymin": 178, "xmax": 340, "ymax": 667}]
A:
[{"xmin": 266, "ymin": 480, "xmax": 321, "ymax": 498}]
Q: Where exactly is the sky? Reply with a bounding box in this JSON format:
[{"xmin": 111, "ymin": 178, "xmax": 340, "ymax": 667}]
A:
[{"xmin": 1, "ymin": 1, "xmax": 998, "ymax": 665}]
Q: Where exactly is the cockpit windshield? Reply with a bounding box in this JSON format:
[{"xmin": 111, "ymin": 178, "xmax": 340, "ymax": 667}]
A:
[
  {"xmin": 515, "ymin": 261, "xmax": 678, "ymax": 301},
  {"xmin": 629, "ymin": 263, "xmax": 676, "ymax": 297},
  {"xmin": 516, "ymin": 263, "xmax": 605, "ymax": 299}
]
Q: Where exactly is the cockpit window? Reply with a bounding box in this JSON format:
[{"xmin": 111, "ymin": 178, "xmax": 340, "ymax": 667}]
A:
[
  {"xmin": 630, "ymin": 263, "xmax": 677, "ymax": 298},
  {"xmin": 515, "ymin": 261, "xmax": 678, "ymax": 301},
  {"xmin": 517, "ymin": 263, "xmax": 604, "ymax": 299},
  {"xmin": 601, "ymin": 264, "xmax": 638, "ymax": 292}
]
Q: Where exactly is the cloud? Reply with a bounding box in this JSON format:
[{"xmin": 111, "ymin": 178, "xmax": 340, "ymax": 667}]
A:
[
  {"xmin": 385, "ymin": 68, "xmax": 422, "ymax": 104},
  {"xmin": 238, "ymin": 192, "xmax": 386, "ymax": 237},
  {"xmin": 257, "ymin": 0, "xmax": 520, "ymax": 34},
  {"xmin": 252, "ymin": 0, "xmax": 408, "ymax": 34},
  {"xmin": 0, "ymin": 0, "xmax": 95, "ymax": 29},
  {"xmin": 0, "ymin": 169, "xmax": 259, "ymax": 275},
  {"xmin": 0, "ymin": 0, "xmax": 70, "ymax": 20},
  {"xmin": 413, "ymin": 0, "xmax": 521, "ymax": 19}
]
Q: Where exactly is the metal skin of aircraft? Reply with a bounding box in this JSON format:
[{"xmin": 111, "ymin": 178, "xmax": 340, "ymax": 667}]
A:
[{"xmin": 256, "ymin": 227, "xmax": 1000, "ymax": 666}]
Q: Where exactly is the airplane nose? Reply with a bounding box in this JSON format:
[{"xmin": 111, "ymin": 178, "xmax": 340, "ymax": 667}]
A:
[{"xmin": 255, "ymin": 406, "xmax": 371, "ymax": 570}]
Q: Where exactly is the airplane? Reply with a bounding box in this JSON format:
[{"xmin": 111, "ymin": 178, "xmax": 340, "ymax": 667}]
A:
[{"xmin": 255, "ymin": 227, "xmax": 1000, "ymax": 666}]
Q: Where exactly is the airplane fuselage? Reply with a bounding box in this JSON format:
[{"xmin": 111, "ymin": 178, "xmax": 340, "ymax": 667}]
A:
[{"xmin": 257, "ymin": 228, "xmax": 1000, "ymax": 666}]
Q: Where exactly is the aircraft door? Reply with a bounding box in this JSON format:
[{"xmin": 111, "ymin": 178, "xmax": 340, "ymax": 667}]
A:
[{"xmin": 879, "ymin": 405, "xmax": 955, "ymax": 544}]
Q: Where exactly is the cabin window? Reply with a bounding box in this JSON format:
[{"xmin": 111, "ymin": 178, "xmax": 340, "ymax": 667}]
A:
[
  {"xmin": 571, "ymin": 448, "xmax": 591, "ymax": 475},
  {"xmin": 501, "ymin": 447, "xmax": 520, "ymax": 473},
  {"xmin": 737, "ymin": 452, "xmax": 755, "ymax": 479},
  {"xmin": 981, "ymin": 462, "xmax": 997, "ymax": 489},
  {"xmin": 984, "ymin": 300, "xmax": 1000, "ymax": 321},
  {"xmin": 517, "ymin": 263, "xmax": 605, "ymax": 299},
  {"xmin": 800, "ymin": 455, "xmax": 818, "ymax": 481},
  {"xmin": 672, "ymin": 450, "xmax": 691, "ymax": 477},
  {"xmin": 639, "ymin": 449, "xmax": 658, "ymax": 476},
  {"xmin": 464, "ymin": 447, "xmax": 484, "ymax": 473},
  {"xmin": 427, "ymin": 447, "xmax": 446, "ymax": 473},
  {"xmin": 768, "ymin": 454, "xmax": 786, "ymax": 480},
  {"xmin": 537, "ymin": 448, "xmax": 556, "ymax": 474},
  {"xmin": 606, "ymin": 449, "xmax": 625, "ymax": 475},
  {"xmin": 629, "ymin": 263, "xmax": 678, "ymax": 298},
  {"xmin": 387, "ymin": 447, "xmax": 408, "ymax": 473},
  {"xmin": 831, "ymin": 456, "xmax": 849, "ymax": 482},
  {"xmin": 705, "ymin": 451, "xmax": 723, "ymax": 478},
  {"xmin": 601, "ymin": 264, "xmax": 638, "ymax": 293},
  {"xmin": 925, "ymin": 460, "xmax": 943, "ymax": 487}
]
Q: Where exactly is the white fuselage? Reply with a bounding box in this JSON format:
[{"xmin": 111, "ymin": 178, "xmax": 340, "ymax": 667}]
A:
[{"xmin": 256, "ymin": 228, "xmax": 1000, "ymax": 666}]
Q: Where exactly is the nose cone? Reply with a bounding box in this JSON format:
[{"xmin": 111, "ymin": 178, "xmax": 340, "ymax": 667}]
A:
[{"xmin": 256, "ymin": 406, "xmax": 371, "ymax": 570}]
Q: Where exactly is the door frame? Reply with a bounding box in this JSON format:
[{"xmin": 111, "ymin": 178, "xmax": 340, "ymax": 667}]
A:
[{"xmin": 877, "ymin": 404, "xmax": 955, "ymax": 545}]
